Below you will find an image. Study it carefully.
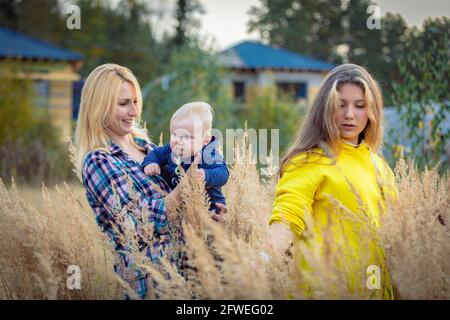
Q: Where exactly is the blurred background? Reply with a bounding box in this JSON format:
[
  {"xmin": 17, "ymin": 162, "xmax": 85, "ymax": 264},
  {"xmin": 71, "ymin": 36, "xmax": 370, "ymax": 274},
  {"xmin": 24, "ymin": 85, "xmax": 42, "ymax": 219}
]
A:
[{"xmin": 0, "ymin": 0, "xmax": 449, "ymax": 185}]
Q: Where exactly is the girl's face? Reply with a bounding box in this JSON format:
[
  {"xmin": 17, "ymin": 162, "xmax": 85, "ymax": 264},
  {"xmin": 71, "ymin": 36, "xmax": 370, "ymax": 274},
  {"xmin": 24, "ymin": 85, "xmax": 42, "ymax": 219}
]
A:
[
  {"xmin": 335, "ymin": 83, "xmax": 368, "ymax": 145},
  {"xmin": 108, "ymin": 81, "xmax": 138, "ymax": 138}
]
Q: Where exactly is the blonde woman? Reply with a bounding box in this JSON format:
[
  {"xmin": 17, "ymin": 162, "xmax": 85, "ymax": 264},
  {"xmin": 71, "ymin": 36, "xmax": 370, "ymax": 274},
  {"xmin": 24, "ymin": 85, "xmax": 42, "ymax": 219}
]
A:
[
  {"xmin": 74, "ymin": 64, "xmax": 225, "ymax": 299},
  {"xmin": 268, "ymin": 64, "xmax": 397, "ymax": 299}
]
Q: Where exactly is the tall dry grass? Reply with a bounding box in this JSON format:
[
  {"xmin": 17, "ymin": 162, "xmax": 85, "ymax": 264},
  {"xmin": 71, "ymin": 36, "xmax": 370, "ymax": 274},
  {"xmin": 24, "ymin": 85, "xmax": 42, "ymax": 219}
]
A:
[
  {"xmin": 0, "ymin": 136, "xmax": 448, "ymax": 299},
  {"xmin": 379, "ymin": 159, "xmax": 450, "ymax": 299},
  {"xmin": 0, "ymin": 180, "xmax": 121, "ymax": 299}
]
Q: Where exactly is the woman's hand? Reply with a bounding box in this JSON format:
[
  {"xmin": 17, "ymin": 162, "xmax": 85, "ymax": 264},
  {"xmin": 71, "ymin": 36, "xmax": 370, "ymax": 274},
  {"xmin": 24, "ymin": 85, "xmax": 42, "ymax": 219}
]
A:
[{"xmin": 164, "ymin": 182, "xmax": 182, "ymax": 214}]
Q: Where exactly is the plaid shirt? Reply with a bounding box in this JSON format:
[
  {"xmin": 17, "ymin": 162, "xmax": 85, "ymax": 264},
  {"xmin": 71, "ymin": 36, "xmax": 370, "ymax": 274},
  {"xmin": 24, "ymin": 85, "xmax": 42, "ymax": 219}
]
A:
[{"xmin": 82, "ymin": 137, "xmax": 176, "ymax": 299}]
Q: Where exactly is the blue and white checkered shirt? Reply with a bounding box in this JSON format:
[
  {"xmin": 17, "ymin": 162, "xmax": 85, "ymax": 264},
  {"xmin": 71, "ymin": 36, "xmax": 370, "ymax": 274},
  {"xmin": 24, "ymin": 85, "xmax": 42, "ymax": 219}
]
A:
[{"xmin": 81, "ymin": 137, "xmax": 177, "ymax": 299}]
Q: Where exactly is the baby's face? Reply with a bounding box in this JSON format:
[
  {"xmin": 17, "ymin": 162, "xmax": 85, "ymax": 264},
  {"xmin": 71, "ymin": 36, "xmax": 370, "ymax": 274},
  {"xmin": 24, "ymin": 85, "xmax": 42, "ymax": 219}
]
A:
[{"xmin": 170, "ymin": 116, "xmax": 207, "ymax": 158}]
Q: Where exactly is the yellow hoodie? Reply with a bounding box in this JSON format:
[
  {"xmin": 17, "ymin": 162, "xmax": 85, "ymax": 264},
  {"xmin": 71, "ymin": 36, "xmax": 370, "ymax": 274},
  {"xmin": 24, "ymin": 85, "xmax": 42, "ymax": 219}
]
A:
[{"xmin": 270, "ymin": 141, "xmax": 397, "ymax": 299}]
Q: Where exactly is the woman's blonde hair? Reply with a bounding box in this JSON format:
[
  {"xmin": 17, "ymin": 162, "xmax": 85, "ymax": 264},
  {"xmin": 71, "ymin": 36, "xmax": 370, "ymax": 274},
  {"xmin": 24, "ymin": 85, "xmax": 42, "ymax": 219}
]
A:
[
  {"xmin": 74, "ymin": 63, "xmax": 149, "ymax": 178},
  {"xmin": 280, "ymin": 63, "xmax": 384, "ymax": 176}
]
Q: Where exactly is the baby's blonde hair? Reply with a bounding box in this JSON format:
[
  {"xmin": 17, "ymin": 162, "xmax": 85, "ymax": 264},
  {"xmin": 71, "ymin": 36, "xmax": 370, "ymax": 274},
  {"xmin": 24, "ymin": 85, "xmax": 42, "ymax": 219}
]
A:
[{"xmin": 170, "ymin": 101, "xmax": 213, "ymax": 134}]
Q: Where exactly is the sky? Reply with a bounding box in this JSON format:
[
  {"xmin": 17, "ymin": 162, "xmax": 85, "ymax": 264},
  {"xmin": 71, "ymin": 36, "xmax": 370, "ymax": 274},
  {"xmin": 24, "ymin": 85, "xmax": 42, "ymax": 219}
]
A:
[
  {"xmin": 197, "ymin": 0, "xmax": 450, "ymax": 50},
  {"xmin": 198, "ymin": 0, "xmax": 260, "ymax": 50}
]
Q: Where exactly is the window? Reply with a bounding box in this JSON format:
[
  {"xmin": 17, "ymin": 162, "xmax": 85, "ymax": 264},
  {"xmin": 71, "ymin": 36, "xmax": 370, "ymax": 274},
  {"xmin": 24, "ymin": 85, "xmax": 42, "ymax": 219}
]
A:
[
  {"xmin": 72, "ymin": 80, "xmax": 84, "ymax": 120},
  {"xmin": 32, "ymin": 80, "xmax": 50, "ymax": 108},
  {"xmin": 233, "ymin": 81, "xmax": 246, "ymax": 102},
  {"xmin": 276, "ymin": 82, "xmax": 307, "ymax": 101}
]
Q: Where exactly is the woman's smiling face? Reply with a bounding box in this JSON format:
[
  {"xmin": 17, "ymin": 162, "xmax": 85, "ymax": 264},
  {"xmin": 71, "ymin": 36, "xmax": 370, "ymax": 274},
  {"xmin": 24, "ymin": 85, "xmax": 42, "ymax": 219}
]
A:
[
  {"xmin": 335, "ymin": 83, "xmax": 369, "ymax": 145},
  {"xmin": 108, "ymin": 81, "xmax": 138, "ymax": 137}
]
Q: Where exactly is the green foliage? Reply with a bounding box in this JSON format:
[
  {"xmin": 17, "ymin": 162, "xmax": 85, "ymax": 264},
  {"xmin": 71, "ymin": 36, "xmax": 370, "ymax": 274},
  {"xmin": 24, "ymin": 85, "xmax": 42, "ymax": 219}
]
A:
[
  {"xmin": 142, "ymin": 41, "xmax": 305, "ymax": 161},
  {"xmin": 0, "ymin": 0, "xmax": 62, "ymax": 43},
  {"xmin": 0, "ymin": 69, "xmax": 34, "ymax": 145},
  {"xmin": 172, "ymin": 0, "xmax": 205, "ymax": 48},
  {"xmin": 388, "ymin": 18, "xmax": 450, "ymax": 170},
  {"xmin": 248, "ymin": 0, "xmax": 343, "ymax": 62},
  {"xmin": 247, "ymin": 0, "xmax": 409, "ymax": 98},
  {"xmin": 62, "ymin": 0, "xmax": 162, "ymax": 83},
  {"xmin": 243, "ymin": 86, "xmax": 307, "ymax": 155},
  {"xmin": 142, "ymin": 41, "xmax": 235, "ymax": 142},
  {"xmin": 141, "ymin": 47, "xmax": 302, "ymax": 174},
  {"xmin": 347, "ymin": 11, "xmax": 408, "ymax": 99}
]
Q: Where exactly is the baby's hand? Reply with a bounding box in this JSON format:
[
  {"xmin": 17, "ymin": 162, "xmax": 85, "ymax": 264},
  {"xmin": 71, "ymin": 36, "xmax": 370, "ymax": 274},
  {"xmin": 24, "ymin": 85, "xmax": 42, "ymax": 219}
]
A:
[
  {"xmin": 196, "ymin": 168, "xmax": 205, "ymax": 182},
  {"xmin": 144, "ymin": 163, "xmax": 161, "ymax": 175}
]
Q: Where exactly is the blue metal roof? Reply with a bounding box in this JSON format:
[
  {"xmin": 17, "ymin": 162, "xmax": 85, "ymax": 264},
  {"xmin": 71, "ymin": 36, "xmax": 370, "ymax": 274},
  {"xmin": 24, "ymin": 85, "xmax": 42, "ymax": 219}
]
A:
[
  {"xmin": 220, "ymin": 40, "xmax": 334, "ymax": 71},
  {"xmin": 0, "ymin": 27, "xmax": 83, "ymax": 61}
]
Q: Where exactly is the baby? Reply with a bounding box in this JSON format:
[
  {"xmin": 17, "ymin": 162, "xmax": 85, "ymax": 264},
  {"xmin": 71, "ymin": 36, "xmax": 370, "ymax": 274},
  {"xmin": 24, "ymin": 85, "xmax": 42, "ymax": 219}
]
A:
[{"xmin": 142, "ymin": 102, "xmax": 229, "ymax": 212}]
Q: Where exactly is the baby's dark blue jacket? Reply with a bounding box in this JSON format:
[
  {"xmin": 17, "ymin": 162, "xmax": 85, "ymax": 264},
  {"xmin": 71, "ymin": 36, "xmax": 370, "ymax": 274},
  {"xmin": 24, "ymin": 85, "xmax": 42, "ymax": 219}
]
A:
[{"xmin": 142, "ymin": 136, "xmax": 229, "ymax": 210}]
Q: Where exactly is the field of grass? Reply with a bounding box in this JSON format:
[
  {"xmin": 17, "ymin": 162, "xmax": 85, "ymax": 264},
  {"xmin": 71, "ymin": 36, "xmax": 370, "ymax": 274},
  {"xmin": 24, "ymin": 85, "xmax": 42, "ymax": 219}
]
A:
[{"xmin": 1, "ymin": 155, "xmax": 449, "ymax": 300}]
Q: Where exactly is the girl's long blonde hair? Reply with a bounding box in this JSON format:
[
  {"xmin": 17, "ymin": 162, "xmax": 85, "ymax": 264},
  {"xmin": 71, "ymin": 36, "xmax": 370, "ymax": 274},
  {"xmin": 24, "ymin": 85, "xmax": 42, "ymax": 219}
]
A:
[
  {"xmin": 280, "ymin": 63, "xmax": 384, "ymax": 176},
  {"xmin": 74, "ymin": 63, "xmax": 149, "ymax": 179}
]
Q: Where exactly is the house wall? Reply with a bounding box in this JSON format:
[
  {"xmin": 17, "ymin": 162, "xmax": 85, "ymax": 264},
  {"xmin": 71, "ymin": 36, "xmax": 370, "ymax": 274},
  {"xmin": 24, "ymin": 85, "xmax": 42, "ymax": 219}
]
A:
[
  {"xmin": 226, "ymin": 70, "xmax": 327, "ymax": 106},
  {"xmin": 0, "ymin": 61, "xmax": 81, "ymax": 139},
  {"xmin": 48, "ymin": 80, "xmax": 74, "ymax": 139},
  {"xmin": 222, "ymin": 72, "xmax": 259, "ymax": 86}
]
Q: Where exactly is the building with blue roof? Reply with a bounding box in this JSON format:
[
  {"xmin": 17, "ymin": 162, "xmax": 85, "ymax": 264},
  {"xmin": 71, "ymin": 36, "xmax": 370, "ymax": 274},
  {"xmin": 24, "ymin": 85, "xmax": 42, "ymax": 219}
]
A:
[
  {"xmin": 0, "ymin": 27, "xmax": 83, "ymax": 138},
  {"xmin": 219, "ymin": 40, "xmax": 335, "ymax": 104},
  {"xmin": 0, "ymin": 27, "xmax": 83, "ymax": 61}
]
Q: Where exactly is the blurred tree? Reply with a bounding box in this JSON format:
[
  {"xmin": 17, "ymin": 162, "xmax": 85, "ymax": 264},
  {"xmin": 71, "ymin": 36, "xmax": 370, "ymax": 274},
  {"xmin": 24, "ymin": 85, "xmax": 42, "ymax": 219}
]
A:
[
  {"xmin": 0, "ymin": 0, "xmax": 19, "ymax": 29},
  {"xmin": 388, "ymin": 17, "xmax": 450, "ymax": 170},
  {"xmin": 345, "ymin": 6, "xmax": 408, "ymax": 99},
  {"xmin": 60, "ymin": 0, "xmax": 161, "ymax": 83},
  {"xmin": 142, "ymin": 41, "xmax": 235, "ymax": 142},
  {"xmin": 104, "ymin": 0, "xmax": 162, "ymax": 83},
  {"xmin": 247, "ymin": 0, "xmax": 408, "ymax": 98},
  {"xmin": 248, "ymin": 0, "xmax": 343, "ymax": 62},
  {"xmin": 404, "ymin": 16, "xmax": 450, "ymax": 53},
  {"xmin": 172, "ymin": 0, "xmax": 205, "ymax": 49},
  {"xmin": 0, "ymin": 0, "xmax": 63, "ymax": 43},
  {"xmin": 0, "ymin": 64, "xmax": 34, "ymax": 145},
  {"xmin": 244, "ymin": 86, "xmax": 307, "ymax": 159},
  {"xmin": 142, "ymin": 41, "xmax": 305, "ymax": 163}
]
